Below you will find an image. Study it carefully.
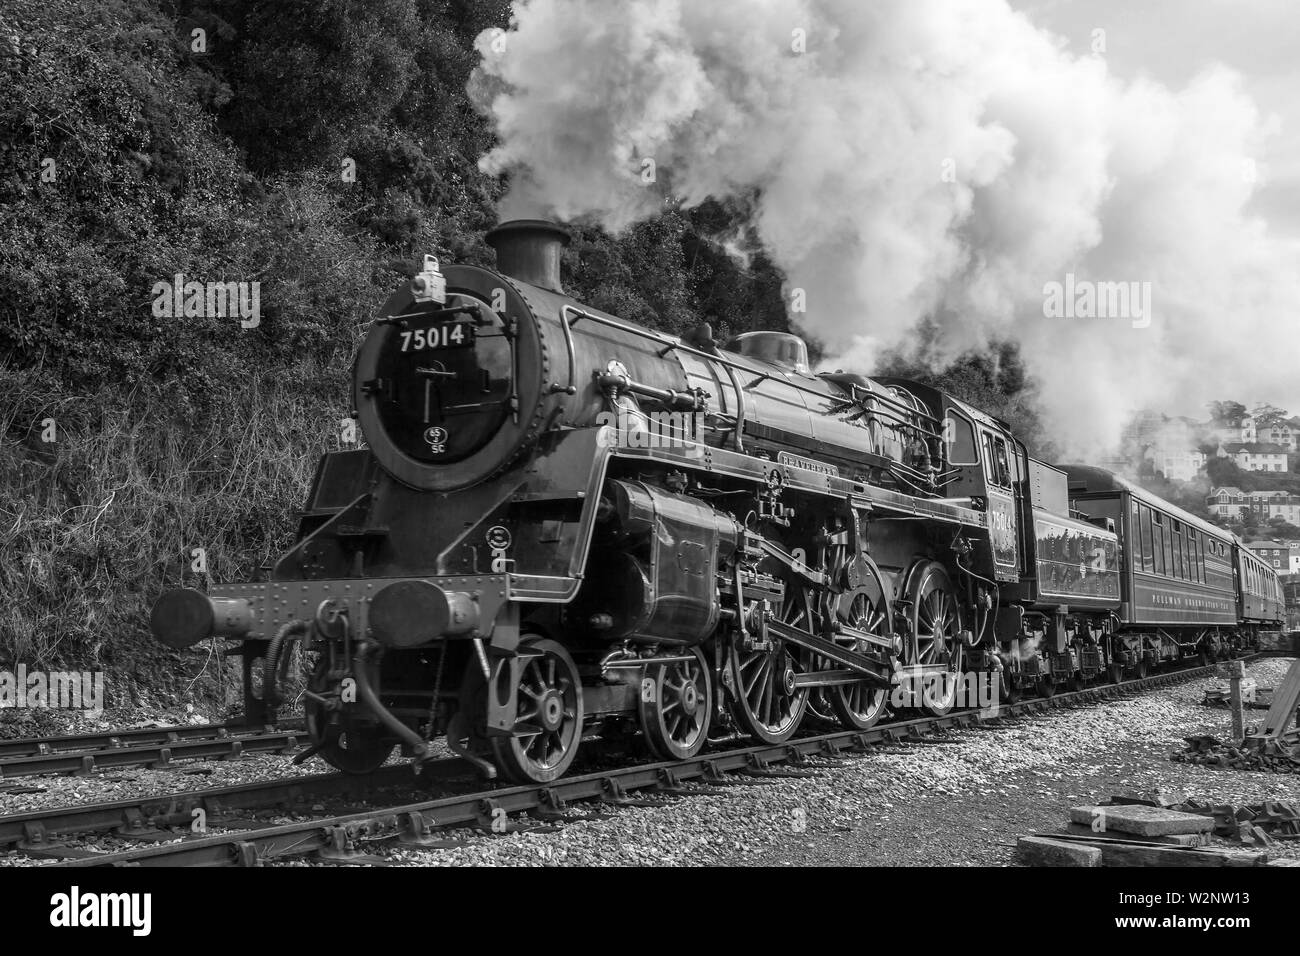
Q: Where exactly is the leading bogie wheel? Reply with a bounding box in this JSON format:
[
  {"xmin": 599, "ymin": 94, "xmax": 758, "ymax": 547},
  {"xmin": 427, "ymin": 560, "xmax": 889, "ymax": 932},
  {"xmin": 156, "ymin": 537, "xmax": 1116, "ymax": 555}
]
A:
[
  {"xmin": 492, "ymin": 637, "xmax": 584, "ymax": 784},
  {"xmin": 304, "ymin": 656, "xmax": 396, "ymax": 774},
  {"xmin": 639, "ymin": 646, "xmax": 713, "ymax": 760}
]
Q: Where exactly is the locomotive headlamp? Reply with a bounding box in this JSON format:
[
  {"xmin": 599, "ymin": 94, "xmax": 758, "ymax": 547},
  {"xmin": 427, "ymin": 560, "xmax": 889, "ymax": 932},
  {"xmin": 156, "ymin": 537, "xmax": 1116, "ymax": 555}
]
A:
[
  {"xmin": 410, "ymin": 255, "xmax": 446, "ymax": 305},
  {"xmin": 150, "ymin": 588, "xmax": 252, "ymax": 649},
  {"xmin": 368, "ymin": 579, "xmax": 480, "ymax": 648}
]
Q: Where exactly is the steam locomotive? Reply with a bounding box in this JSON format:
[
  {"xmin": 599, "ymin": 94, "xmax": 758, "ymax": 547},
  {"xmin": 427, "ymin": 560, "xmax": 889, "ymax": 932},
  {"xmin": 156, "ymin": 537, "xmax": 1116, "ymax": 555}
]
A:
[{"xmin": 149, "ymin": 220, "xmax": 1283, "ymax": 784}]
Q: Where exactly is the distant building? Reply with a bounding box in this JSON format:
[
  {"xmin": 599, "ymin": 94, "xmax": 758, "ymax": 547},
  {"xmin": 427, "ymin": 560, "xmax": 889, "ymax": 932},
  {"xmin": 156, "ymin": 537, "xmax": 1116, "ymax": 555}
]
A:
[
  {"xmin": 1260, "ymin": 421, "xmax": 1297, "ymax": 451},
  {"xmin": 1145, "ymin": 447, "xmax": 1206, "ymax": 482},
  {"xmin": 1211, "ymin": 413, "xmax": 1256, "ymax": 445},
  {"xmin": 1244, "ymin": 539, "xmax": 1300, "ymax": 573},
  {"xmin": 1207, "ymin": 486, "xmax": 1248, "ymax": 519},
  {"xmin": 1269, "ymin": 500, "xmax": 1300, "ymax": 528},
  {"xmin": 1122, "ymin": 412, "xmax": 1208, "ymax": 481},
  {"xmin": 1244, "ymin": 540, "xmax": 1293, "ymax": 571},
  {"xmin": 1207, "ymin": 487, "xmax": 1300, "ymax": 526},
  {"xmin": 1217, "ymin": 442, "xmax": 1289, "ymax": 472}
]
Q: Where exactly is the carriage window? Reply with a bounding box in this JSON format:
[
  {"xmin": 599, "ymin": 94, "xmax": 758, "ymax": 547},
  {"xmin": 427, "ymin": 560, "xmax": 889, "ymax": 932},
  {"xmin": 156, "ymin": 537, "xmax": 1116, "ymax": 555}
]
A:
[
  {"xmin": 944, "ymin": 412, "xmax": 979, "ymax": 465},
  {"xmin": 1152, "ymin": 512, "xmax": 1166, "ymax": 575},
  {"xmin": 1139, "ymin": 506, "xmax": 1153, "ymax": 573},
  {"xmin": 1170, "ymin": 515, "xmax": 1180, "ymax": 574},
  {"xmin": 1172, "ymin": 522, "xmax": 1184, "ymax": 579}
]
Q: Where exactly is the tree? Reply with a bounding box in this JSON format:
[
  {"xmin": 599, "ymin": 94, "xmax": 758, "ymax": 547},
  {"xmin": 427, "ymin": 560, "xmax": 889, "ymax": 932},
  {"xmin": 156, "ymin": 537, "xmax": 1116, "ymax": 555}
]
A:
[
  {"xmin": 876, "ymin": 331, "xmax": 1052, "ymax": 458},
  {"xmin": 1206, "ymin": 456, "xmax": 1245, "ymax": 489},
  {"xmin": 1267, "ymin": 517, "xmax": 1300, "ymax": 539},
  {"xmin": 1207, "ymin": 400, "xmax": 1247, "ymax": 423},
  {"xmin": 1253, "ymin": 403, "xmax": 1289, "ymax": 428}
]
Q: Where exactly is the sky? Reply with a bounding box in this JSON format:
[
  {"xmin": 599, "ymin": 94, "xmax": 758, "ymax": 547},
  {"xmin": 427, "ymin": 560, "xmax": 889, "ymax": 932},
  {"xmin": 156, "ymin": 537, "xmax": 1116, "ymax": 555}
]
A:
[
  {"xmin": 1014, "ymin": 0, "xmax": 1300, "ymax": 238},
  {"xmin": 1011, "ymin": 0, "xmax": 1300, "ymax": 424}
]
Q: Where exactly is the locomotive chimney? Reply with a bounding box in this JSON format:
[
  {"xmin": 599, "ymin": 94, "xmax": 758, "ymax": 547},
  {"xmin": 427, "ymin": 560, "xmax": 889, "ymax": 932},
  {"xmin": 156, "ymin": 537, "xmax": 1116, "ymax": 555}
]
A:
[{"xmin": 485, "ymin": 219, "xmax": 570, "ymax": 294}]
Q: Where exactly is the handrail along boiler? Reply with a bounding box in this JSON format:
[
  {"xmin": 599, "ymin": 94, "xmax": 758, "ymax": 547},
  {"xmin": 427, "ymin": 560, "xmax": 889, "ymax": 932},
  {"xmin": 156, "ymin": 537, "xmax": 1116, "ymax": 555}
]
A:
[{"xmin": 149, "ymin": 220, "xmax": 1279, "ymax": 782}]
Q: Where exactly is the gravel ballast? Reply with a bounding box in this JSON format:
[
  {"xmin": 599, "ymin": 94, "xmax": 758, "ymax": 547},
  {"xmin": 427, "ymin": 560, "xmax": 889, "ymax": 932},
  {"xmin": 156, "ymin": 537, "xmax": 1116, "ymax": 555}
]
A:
[{"xmin": 390, "ymin": 656, "xmax": 1300, "ymax": 866}]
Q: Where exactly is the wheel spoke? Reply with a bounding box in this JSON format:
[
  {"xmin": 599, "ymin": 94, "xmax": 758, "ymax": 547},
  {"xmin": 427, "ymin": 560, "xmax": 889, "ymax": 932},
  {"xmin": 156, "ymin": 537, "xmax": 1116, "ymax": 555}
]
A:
[{"xmin": 743, "ymin": 656, "xmax": 767, "ymax": 698}]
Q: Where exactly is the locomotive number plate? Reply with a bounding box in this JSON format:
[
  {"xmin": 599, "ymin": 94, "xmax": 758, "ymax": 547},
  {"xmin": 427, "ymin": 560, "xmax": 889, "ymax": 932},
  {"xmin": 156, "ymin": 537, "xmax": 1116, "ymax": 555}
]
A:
[{"xmin": 399, "ymin": 320, "xmax": 475, "ymax": 352}]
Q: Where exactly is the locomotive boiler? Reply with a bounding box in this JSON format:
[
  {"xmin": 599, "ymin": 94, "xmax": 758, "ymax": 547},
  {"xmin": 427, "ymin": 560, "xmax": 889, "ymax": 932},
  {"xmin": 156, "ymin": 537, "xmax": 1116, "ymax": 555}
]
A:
[{"xmin": 148, "ymin": 220, "xmax": 1276, "ymax": 784}]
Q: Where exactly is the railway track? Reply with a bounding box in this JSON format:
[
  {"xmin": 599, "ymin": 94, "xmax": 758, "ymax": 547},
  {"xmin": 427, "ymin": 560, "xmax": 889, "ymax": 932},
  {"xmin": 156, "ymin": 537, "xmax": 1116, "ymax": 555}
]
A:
[
  {"xmin": 13, "ymin": 655, "xmax": 1248, "ymax": 867},
  {"xmin": 0, "ymin": 759, "xmax": 481, "ymax": 861},
  {"xmin": 0, "ymin": 720, "xmax": 306, "ymax": 780}
]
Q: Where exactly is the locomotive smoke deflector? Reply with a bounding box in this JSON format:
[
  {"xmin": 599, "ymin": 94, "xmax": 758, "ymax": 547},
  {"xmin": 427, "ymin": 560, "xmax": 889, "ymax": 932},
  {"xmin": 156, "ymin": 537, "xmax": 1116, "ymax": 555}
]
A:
[{"xmin": 484, "ymin": 219, "xmax": 570, "ymax": 293}]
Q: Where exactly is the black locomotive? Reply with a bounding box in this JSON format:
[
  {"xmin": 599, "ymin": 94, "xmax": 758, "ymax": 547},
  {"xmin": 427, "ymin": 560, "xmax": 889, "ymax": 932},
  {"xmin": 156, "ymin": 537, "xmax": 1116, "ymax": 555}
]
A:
[{"xmin": 149, "ymin": 220, "xmax": 1282, "ymax": 783}]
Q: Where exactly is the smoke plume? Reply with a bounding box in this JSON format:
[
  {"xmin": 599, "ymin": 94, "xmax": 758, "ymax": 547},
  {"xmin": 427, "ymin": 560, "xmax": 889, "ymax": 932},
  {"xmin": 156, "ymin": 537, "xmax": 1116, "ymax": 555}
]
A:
[{"xmin": 470, "ymin": 0, "xmax": 1299, "ymax": 457}]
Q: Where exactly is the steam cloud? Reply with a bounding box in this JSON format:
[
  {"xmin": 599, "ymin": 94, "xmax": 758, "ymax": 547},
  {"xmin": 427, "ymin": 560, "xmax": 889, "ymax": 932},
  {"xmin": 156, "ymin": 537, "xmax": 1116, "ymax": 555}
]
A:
[{"xmin": 470, "ymin": 0, "xmax": 1300, "ymax": 457}]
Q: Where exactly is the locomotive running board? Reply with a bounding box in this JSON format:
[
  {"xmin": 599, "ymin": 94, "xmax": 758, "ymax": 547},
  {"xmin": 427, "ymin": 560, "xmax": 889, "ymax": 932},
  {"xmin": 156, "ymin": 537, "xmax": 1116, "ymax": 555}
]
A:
[{"xmin": 764, "ymin": 620, "xmax": 892, "ymax": 687}]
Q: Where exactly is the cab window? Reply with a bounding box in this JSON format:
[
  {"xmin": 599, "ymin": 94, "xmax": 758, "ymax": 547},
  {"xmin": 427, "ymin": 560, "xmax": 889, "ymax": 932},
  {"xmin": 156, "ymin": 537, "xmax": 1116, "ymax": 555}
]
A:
[
  {"xmin": 944, "ymin": 412, "xmax": 979, "ymax": 466},
  {"xmin": 982, "ymin": 432, "xmax": 1012, "ymax": 488}
]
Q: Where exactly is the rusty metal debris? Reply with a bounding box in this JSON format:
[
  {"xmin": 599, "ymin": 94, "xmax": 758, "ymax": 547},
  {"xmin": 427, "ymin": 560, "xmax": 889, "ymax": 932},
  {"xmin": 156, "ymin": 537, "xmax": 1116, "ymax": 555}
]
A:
[{"xmin": 1173, "ymin": 733, "xmax": 1300, "ymax": 772}]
